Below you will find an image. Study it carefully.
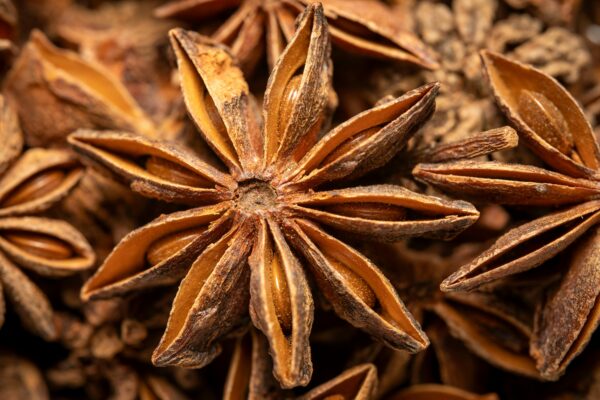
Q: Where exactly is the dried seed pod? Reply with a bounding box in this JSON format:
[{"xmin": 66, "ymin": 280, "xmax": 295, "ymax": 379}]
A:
[
  {"xmin": 0, "ymin": 251, "xmax": 56, "ymax": 340},
  {"xmin": 415, "ymin": 126, "xmax": 519, "ymax": 164},
  {"xmin": 297, "ymin": 363, "xmax": 377, "ymax": 400},
  {"xmin": 481, "ymin": 50, "xmax": 600, "ymax": 180},
  {"xmin": 300, "ymin": 0, "xmax": 439, "ymax": 69},
  {"xmin": 170, "ymin": 28, "xmax": 262, "ymax": 176},
  {"xmin": 532, "ymin": 225, "xmax": 600, "ymax": 380},
  {"xmin": 442, "ymin": 201, "xmax": 600, "ymax": 292},
  {"xmin": 4, "ymin": 30, "xmax": 156, "ymax": 146},
  {"xmin": 286, "ymin": 185, "xmax": 479, "ymax": 240},
  {"xmin": 414, "ymin": 161, "xmax": 600, "ymax": 206},
  {"xmin": 263, "ymin": 4, "xmax": 330, "ymax": 169},
  {"xmin": 153, "ymin": 221, "xmax": 255, "ymax": 368},
  {"xmin": 223, "ymin": 328, "xmax": 284, "ymax": 400},
  {"xmin": 69, "ymin": 131, "xmax": 235, "ymax": 204},
  {"xmin": 284, "ymin": 82, "xmax": 438, "ymax": 189},
  {"xmin": 248, "ymin": 219, "xmax": 312, "ymax": 388},
  {"xmin": 0, "ymin": 148, "xmax": 83, "ymax": 217},
  {"xmin": 432, "ymin": 292, "xmax": 538, "ymax": 379},
  {"xmin": 285, "ymin": 219, "xmax": 429, "ymax": 353},
  {"xmin": 81, "ymin": 204, "xmax": 232, "ymax": 300},
  {"xmin": 0, "ymin": 217, "xmax": 94, "ymax": 277}
]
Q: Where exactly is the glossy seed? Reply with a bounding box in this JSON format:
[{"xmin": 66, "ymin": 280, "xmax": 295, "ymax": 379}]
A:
[
  {"xmin": 327, "ymin": 257, "xmax": 376, "ymax": 308},
  {"xmin": 1, "ymin": 169, "xmax": 65, "ymax": 207},
  {"xmin": 518, "ymin": 90, "xmax": 573, "ymax": 155},
  {"xmin": 3, "ymin": 231, "xmax": 73, "ymax": 260},
  {"xmin": 320, "ymin": 127, "xmax": 379, "ymax": 166},
  {"xmin": 271, "ymin": 252, "xmax": 293, "ymax": 334},
  {"xmin": 205, "ymin": 91, "xmax": 228, "ymax": 137},
  {"xmin": 321, "ymin": 202, "xmax": 406, "ymax": 221},
  {"xmin": 146, "ymin": 227, "xmax": 206, "ymax": 266},
  {"xmin": 279, "ymin": 74, "xmax": 303, "ymax": 133},
  {"xmin": 145, "ymin": 156, "xmax": 212, "ymax": 188}
]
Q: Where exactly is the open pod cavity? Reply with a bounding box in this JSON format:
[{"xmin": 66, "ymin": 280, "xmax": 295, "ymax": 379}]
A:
[
  {"xmin": 153, "ymin": 221, "xmax": 255, "ymax": 368},
  {"xmin": 285, "ymin": 219, "xmax": 428, "ymax": 352},
  {"xmin": 284, "ymin": 82, "xmax": 438, "ymax": 189},
  {"xmin": 300, "ymin": 0, "xmax": 439, "ymax": 69},
  {"xmin": 263, "ymin": 3, "xmax": 331, "ymax": 171},
  {"xmin": 0, "ymin": 148, "xmax": 83, "ymax": 217},
  {"xmin": 248, "ymin": 218, "xmax": 313, "ymax": 388},
  {"xmin": 414, "ymin": 161, "xmax": 600, "ymax": 206},
  {"xmin": 82, "ymin": 203, "xmax": 232, "ymax": 300},
  {"xmin": 69, "ymin": 130, "xmax": 235, "ymax": 204},
  {"xmin": 169, "ymin": 28, "xmax": 262, "ymax": 176},
  {"xmin": 0, "ymin": 217, "xmax": 94, "ymax": 277},
  {"xmin": 298, "ymin": 363, "xmax": 377, "ymax": 400},
  {"xmin": 532, "ymin": 225, "xmax": 600, "ymax": 380},
  {"xmin": 481, "ymin": 50, "xmax": 600, "ymax": 180},
  {"xmin": 432, "ymin": 297, "xmax": 539, "ymax": 379},
  {"xmin": 442, "ymin": 201, "xmax": 600, "ymax": 292},
  {"xmin": 286, "ymin": 184, "xmax": 479, "ymax": 241},
  {"xmin": 4, "ymin": 30, "xmax": 155, "ymax": 146}
]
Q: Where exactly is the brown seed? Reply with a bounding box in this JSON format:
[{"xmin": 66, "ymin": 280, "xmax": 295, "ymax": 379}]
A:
[
  {"xmin": 145, "ymin": 156, "xmax": 212, "ymax": 188},
  {"xmin": 327, "ymin": 257, "xmax": 376, "ymax": 308},
  {"xmin": 146, "ymin": 227, "xmax": 206, "ymax": 266},
  {"xmin": 271, "ymin": 252, "xmax": 293, "ymax": 334},
  {"xmin": 517, "ymin": 90, "xmax": 573, "ymax": 155},
  {"xmin": 321, "ymin": 202, "xmax": 406, "ymax": 221},
  {"xmin": 320, "ymin": 127, "xmax": 379, "ymax": 166},
  {"xmin": 1, "ymin": 169, "xmax": 65, "ymax": 207},
  {"xmin": 3, "ymin": 231, "xmax": 73, "ymax": 259}
]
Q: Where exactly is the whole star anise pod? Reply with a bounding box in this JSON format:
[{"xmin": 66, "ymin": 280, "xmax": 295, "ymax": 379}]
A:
[
  {"xmin": 0, "ymin": 96, "xmax": 95, "ymax": 341},
  {"xmin": 154, "ymin": 0, "xmax": 438, "ymax": 73},
  {"xmin": 69, "ymin": 4, "xmax": 478, "ymax": 388},
  {"xmin": 414, "ymin": 51, "xmax": 600, "ymax": 380}
]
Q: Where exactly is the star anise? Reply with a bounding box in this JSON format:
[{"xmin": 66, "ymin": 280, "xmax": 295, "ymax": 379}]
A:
[
  {"xmin": 69, "ymin": 4, "xmax": 479, "ymax": 388},
  {"xmin": 0, "ymin": 96, "xmax": 95, "ymax": 340},
  {"xmin": 4, "ymin": 30, "xmax": 159, "ymax": 147},
  {"xmin": 414, "ymin": 51, "xmax": 600, "ymax": 380},
  {"xmin": 154, "ymin": 0, "xmax": 439, "ymax": 73}
]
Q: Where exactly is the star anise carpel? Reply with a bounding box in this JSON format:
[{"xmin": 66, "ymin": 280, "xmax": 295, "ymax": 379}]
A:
[
  {"xmin": 414, "ymin": 50, "xmax": 600, "ymax": 380},
  {"xmin": 0, "ymin": 96, "xmax": 95, "ymax": 341},
  {"xmin": 68, "ymin": 4, "xmax": 478, "ymax": 389},
  {"xmin": 154, "ymin": 0, "xmax": 439, "ymax": 73}
]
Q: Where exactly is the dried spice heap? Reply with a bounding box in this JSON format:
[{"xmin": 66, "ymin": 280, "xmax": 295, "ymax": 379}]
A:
[{"xmin": 2, "ymin": 0, "xmax": 600, "ymax": 399}]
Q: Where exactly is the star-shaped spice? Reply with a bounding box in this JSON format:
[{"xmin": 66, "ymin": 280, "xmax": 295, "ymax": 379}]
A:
[
  {"xmin": 414, "ymin": 51, "xmax": 600, "ymax": 380},
  {"xmin": 154, "ymin": 0, "xmax": 438, "ymax": 73},
  {"xmin": 69, "ymin": 5, "xmax": 478, "ymax": 388},
  {"xmin": 0, "ymin": 96, "xmax": 95, "ymax": 341}
]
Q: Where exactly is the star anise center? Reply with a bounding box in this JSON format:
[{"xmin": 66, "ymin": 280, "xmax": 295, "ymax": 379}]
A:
[{"xmin": 235, "ymin": 179, "xmax": 279, "ymax": 214}]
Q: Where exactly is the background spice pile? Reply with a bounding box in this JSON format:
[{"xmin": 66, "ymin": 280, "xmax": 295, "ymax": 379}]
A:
[{"xmin": 0, "ymin": 0, "xmax": 600, "ymax": 399}]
